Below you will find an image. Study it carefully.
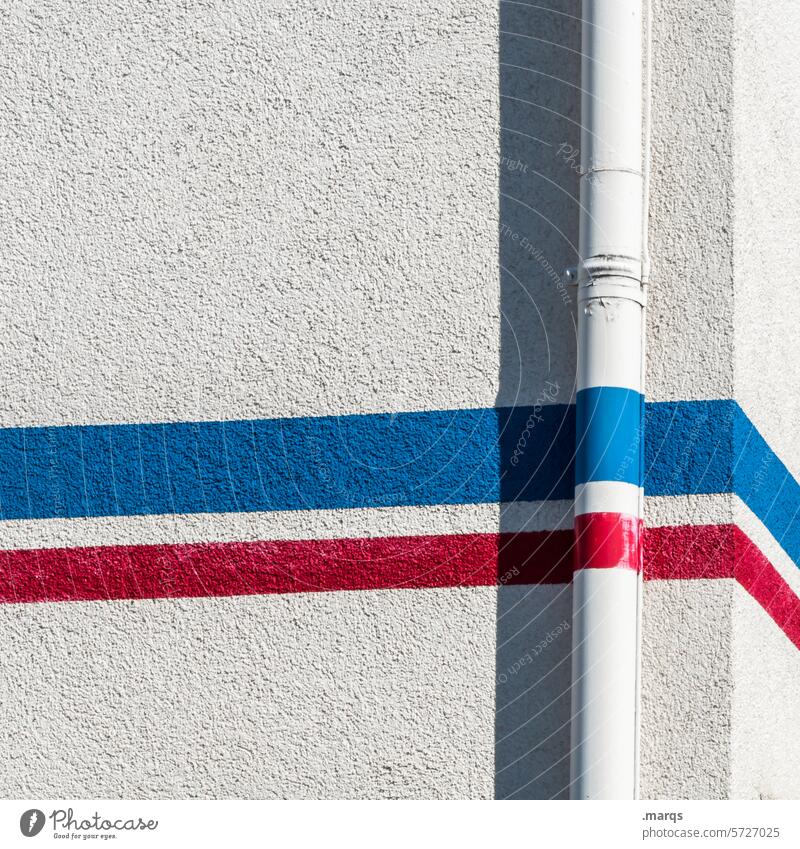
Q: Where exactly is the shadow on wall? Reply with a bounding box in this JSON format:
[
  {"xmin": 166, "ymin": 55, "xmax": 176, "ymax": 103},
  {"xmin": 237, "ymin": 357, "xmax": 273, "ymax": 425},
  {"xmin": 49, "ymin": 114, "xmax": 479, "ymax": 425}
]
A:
[{"xmin": 495, "ymin": 0, "xmax": 581, "ymax": 800}]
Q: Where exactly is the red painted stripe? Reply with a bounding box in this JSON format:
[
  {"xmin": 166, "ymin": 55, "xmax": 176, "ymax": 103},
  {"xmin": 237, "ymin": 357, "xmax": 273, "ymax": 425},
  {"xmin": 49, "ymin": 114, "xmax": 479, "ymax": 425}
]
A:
[
  {"xmin": 643, "ymin": 523, "xmax": 800, "ymax": 650},
  {"xmin": 574, "ymin": 512, "xmax": 642, "ymax": 572},
  {"xmin": 643, "ymin": 523, "xmax": 734, "ymax": 580},
  {"xmin": 0, "ymin": 531, "xmax": 574, "ymax": 605},
  {"xmin": 1, "ymin": 524, "xmax": 798, "ymax": 649},
  {"xmin": 734, "ymin": 529, "xmax": 800, "ymax": 650}
]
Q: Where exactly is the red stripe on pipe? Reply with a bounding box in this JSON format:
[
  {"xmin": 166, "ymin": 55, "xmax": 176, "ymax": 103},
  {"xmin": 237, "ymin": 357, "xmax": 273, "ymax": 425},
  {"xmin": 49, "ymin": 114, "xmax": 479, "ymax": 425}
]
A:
[
  {"xmin": 574, "ymin": 512, "xmax": 643, "ymax": 572},
  {"xmin": 0, "ymin": 524, "xmax": 798, "ymax": 650}
]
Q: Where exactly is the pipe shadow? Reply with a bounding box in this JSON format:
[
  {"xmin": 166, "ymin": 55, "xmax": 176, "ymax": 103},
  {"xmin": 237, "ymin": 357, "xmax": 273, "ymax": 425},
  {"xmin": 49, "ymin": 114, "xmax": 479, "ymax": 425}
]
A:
[{"xmin": 495, "ymin": 0, "xmax": 581, "ymax": 800}]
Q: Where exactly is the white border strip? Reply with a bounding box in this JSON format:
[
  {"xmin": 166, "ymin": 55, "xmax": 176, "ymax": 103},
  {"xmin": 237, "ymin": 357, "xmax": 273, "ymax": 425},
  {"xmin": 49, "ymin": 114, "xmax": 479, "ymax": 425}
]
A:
[
  {"xmin": 3, "ymin": 493, "xmax": 792, "ymax": 594},
  {"xmin": 0, "ymin": 501, "xmax": 575, "ymax": 552},
  {"xmin": 734, "ymin": 496, "xmax": 800, "ymax": 599},
  {"xmin": 575, "ymin": 481, "xmax": 642, "ymax": 518},
  {"xmin": 644, "ymin": 493, "xmax": 734, "ymax": 528}
]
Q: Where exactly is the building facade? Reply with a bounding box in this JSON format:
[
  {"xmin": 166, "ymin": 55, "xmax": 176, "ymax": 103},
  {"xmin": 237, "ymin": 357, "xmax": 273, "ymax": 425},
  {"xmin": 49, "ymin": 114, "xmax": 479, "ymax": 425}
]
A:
[{"xmin": 0, "ymin": 0, "xmax": 798, "ymax": 798}]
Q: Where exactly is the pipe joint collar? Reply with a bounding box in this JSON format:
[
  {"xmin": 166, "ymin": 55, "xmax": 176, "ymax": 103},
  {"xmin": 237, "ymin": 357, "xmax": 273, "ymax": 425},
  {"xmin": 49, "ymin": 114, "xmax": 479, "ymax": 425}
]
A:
[
  {"xmin": 578, "ymin": 255, "xmax": 642, "ymax": 284},
  {"xmin": 578, "ymin": 281, "xmax": 647, "ymax": 307}
]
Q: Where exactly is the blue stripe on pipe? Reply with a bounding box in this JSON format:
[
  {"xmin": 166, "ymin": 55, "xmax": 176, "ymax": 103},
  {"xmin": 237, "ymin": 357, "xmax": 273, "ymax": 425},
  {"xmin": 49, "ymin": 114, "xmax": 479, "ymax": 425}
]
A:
[
  {"xmin": 0, "ymin": 400, "xmax": 799, "ymax": 572},
  {"xmin": 575, "ymin": 387, "xmax": 645, "ymax": 487}
]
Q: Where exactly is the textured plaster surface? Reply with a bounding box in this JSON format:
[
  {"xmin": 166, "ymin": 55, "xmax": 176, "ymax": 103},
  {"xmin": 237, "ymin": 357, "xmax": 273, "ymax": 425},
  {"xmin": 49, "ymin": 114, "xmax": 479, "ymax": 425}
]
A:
[
  {"xmin": 640, "ymin": 579, "xmax": 734, "ymax": 799},
  {"xmin": 734, "ymin": 497, "xmax": 800, "ymax": 601},
  {"xmin": 0, "ymin": 0, "xmax": 502, "ymax": 427},
  {"xmin": 0, "ymin": 571, "xmax": 756, "ymax": 799},
  {"xmin": 495, "ymin": 584, "xmax": 573, "ymax": 800},
  {"xmin": 731, "ymin": 499, "xmax": 800, "ymax": 799},
  {"xmin": 645, "ymin": 493, "xmax": 734, "ymax": 530},
  {"xmin": 732, "ymin": 583, "xmax": 800, "ymax": 799},
  {"xmin": 0, "ymin": 0, "xmax": 798, "ymax": 802},
  {"xmin": 0, "ymin": 493, "xmax": 735, "ymax": 553},
  {"xmin": 0, "ymin": 588, "xmax": 496, "ymax": 799},
  {"xmin": 729, "ymin": 0, "xmax": 800, "ymax": 796},
  {"xmin": 645, "ymin": 0, "xmax": 735, "ymax": 402},
  {"xmin": 0, "ymin": 0, "xmax": 748, "ymax": 413},
  {"xmin": 0, "ymin": 502, "xmax": 574, "ymax": 552},
  {"xmin": 733, "ymin": 0, "xmax": 800, "ymax": 480},
  {"xmin": 496, "ymin": 0, "xmax": 580, "ymax": 409},
  {"xmin": 644, "ymin": 0, "xmax": 800, "ymax": 794}
]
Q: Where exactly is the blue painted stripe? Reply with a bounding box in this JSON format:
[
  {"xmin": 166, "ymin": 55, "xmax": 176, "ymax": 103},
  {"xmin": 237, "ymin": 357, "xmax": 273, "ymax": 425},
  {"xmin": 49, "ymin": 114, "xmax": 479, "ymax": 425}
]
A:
[
  {"xmin": 733, "ymin": 411, "xmax": 800, "ymax": 568},
  {"xmin": 0, "ymin": 401, "xmax": 798, "ymax": 572},
  {"xmin": 645, "ymin": 399, "xmax": 800, "ymax": 568},
  {"xmin": 0, "ymin": 406, "xmax": 575, "ymax": 521},
  {"xmin": 644, "ymin": 399, "xmax": 736, "ymax": 496},
  {"xmin": 575, "ymin": 387, "xmax": 644, "ymax": 487}
]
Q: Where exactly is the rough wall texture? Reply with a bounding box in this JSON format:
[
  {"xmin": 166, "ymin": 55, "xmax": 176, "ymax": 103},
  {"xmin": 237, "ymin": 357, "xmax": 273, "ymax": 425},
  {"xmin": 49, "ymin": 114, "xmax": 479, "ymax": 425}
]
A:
[
  {"xmin": 0, "ymin": 0, "xmax": 798, "ymax": 800},
  {"xmin": 0, "ymin": 0, "xmax": 501, "ymax": 427},
  {"xmin": 646, "ymin": 0, "xmax": 800, "ymax": 798},
  {"xmin": 733, "ymin": 0, "xmax": 800, "ymax": 478},
  {"xmin": 640, "ymin": 579, "xmax": 734, "ymax": 800},
  {"xmin": 0, "ymin": 588, "xmax": 497, "ymax": 799},
  {"xmin": 647, "ymin": 0, "xmax": 735, "ymax": 403},
  {"xmin": 732, "ymin": 584, "xmax": 800, "ymax": 799}
]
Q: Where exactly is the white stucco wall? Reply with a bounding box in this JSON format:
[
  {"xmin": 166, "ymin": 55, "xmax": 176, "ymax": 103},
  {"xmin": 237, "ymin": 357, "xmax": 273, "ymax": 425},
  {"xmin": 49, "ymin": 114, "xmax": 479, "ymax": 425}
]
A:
[
  {"xmin": 0, "ymin": 588, "xmax": 497, "ymax": 799},
  {"xmin": 717, "ymin": 0, "xmax": 800, "ymax": 800},
  {"xmin": 732, "ymin": 584, "xmax": 800, "ymax": 800},
  {"xmin": 0, "ymin": 0, "xmax": 502, "ymax": 428},
  {"xmin": 646, "ymin": 0, "xmax": 735, "ymax": 404},
  {"xmin": 640, "ymin": 579, "xmax": 734, "ymax": 800},
  {"xmin": 0, "ymin": 0, "xmax": 567, "ymax": 801},
  {"xmin": 646, "ymin": 0, "xmax": 800, "ymax": 798},
  {"xmin": 0, "ymin": 569, "xmax": 764, "ymax": 801},
  {"xmin": 733, "ymin": 0, "xmax": 800, "ymax": 479},
  {"xmin": 15, "ymin": 0, "xmax": 747, "ymax": 418}
]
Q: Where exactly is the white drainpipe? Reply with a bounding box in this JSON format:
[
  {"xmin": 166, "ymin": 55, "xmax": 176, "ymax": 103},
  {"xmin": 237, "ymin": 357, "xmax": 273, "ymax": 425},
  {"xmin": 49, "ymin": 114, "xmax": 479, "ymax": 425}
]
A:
[{"xmin": 569, "ymin": 0, "xmax": 647, "ymax": 799}]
